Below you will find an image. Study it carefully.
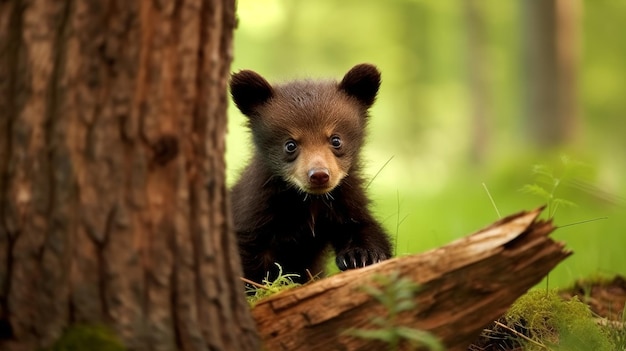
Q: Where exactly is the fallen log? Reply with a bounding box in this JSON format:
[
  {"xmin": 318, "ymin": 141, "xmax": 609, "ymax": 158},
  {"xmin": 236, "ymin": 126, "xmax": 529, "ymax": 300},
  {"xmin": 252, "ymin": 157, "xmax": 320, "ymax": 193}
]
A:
[{"xmin": 251, "ymin": 207, "xmax": 572, "ymax": 350}]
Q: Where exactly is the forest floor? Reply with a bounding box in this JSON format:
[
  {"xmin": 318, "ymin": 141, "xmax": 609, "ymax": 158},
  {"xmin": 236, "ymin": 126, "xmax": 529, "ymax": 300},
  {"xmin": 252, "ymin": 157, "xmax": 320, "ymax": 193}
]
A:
[
  {"xmin": 560, "ymin": 275, "xmax": 626, "ymax": 322},
  {"xmin": 468, "ymin": 275, "xmax": 626, "ymax": 350}
]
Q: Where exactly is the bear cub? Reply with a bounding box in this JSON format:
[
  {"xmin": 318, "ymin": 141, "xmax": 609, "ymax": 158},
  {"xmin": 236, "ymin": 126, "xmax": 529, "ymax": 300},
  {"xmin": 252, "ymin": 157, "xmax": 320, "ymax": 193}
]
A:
[{"xmin": 230, "ymin": 63, "xmax": 392, "ymax": 285}]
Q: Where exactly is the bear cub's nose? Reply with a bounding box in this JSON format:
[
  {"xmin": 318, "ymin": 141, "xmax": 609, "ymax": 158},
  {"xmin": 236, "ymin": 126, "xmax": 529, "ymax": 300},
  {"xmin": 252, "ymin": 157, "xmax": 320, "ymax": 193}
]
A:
[{"xmin": 308, "ymin": 168, "xmax": 330, "ymax": 186}]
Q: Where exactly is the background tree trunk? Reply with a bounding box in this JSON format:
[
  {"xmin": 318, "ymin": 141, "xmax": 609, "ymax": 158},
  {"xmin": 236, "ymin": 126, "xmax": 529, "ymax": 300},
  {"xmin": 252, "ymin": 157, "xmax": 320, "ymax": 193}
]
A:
[
  {"xmin": 521, "ymin": 0, "xmax": 581, "ymax": 147},
  {"xmin": 464, "ymin": 0, "xmax": 491, "ymax": 165},
  {"xmin": 0, "ymin": 1, "xmax": 259, "ymax": 350}
]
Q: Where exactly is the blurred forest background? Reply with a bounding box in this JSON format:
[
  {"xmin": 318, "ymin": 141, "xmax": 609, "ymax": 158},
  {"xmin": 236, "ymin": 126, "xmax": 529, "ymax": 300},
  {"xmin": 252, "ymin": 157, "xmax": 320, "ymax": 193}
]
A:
[{"xmin": 226, "ymin": 0, "xmax": 625, "ymax": 288}]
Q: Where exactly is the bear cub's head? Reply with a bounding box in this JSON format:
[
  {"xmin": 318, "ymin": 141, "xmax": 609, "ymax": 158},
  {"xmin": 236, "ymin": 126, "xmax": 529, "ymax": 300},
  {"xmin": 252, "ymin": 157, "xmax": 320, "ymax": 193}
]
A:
[{"xmin": 230, "ymin": 64, "xmax": 381, "ymax": 195}]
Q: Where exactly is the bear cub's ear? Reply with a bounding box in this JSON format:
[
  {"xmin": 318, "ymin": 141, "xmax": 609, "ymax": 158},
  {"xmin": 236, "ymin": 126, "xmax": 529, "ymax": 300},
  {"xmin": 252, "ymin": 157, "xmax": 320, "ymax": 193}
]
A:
[
  {"xmin": 338, "ymin": 63, "xmax": 381, "ymax": 108},
  {"xmin": 230, "ymin": 70, "xmax": 274, "ymax": 117}
]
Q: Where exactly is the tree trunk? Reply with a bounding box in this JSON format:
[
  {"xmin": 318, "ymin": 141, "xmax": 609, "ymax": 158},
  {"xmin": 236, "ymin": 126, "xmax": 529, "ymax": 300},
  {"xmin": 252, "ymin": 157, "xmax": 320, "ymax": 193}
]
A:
[
  {"xmin": 464, "ymin": 0, "xmax": 491, "ymax": 165},
  {"xmin": 252, "ymin": 208, "xmax": 570, "ymax": 351},
  {"xmin": 0, "ymin": 1, "xmax": 259, "ymax": 350},
  {"xmin": 521, "ymin": 0, "xmax": 580, "ymax": 147}
]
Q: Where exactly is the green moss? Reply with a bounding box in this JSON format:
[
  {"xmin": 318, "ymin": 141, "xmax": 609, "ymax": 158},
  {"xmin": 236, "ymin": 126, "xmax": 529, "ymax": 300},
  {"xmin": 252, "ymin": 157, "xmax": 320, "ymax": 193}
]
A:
[
  {"xmin": 505, "ymin": 289, "xmax": 614, "ymax": 351},
  {"xmin": 46, "ymin": 324, "xmax": 125, "ymax": 351}
]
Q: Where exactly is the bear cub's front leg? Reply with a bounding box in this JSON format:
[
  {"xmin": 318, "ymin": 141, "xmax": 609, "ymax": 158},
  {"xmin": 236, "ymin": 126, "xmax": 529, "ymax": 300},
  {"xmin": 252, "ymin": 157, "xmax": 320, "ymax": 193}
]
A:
[{"xmin": 334, "ymin": 224, "xmax": 392, "ymax": 271}]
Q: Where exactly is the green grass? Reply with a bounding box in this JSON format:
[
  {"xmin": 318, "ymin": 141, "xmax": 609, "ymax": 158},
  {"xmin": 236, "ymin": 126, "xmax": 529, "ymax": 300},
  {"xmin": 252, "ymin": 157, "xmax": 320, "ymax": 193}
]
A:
[
  {"xmin": 244, "ymin": 263, "xmax": 303, "ymax": 305},
  {"xmin": 367, "ymin": 154, "xmax": 625, "ymax": 289}
]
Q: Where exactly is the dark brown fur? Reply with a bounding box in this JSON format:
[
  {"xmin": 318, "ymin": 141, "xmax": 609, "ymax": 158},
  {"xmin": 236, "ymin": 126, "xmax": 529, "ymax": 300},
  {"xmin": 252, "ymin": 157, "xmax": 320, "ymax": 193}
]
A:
[{"xmin": 230, "ymin": 64, "xmax": 392, "ymax": 285}]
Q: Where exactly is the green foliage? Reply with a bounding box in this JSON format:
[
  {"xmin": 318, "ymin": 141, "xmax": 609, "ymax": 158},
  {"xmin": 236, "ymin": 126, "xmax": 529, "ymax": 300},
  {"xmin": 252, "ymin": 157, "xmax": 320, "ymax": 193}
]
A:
[
  {"xmin": 520, "ymin": 155, "xmax": 583, "ymax": 219},
  {"xmin": 505, "ymin": 290, "xmax": 615, "ymax": 351},
  {"xmin": 245, "ymin": 263, "xmax": 302, "ymax": 305},
  {"xmin": 347, "ymin": 271, "xmax": 443, "ymax": 351},
  {"xmin": 45, "ymin": 324, "xmax": 125, "ymax": 351}
]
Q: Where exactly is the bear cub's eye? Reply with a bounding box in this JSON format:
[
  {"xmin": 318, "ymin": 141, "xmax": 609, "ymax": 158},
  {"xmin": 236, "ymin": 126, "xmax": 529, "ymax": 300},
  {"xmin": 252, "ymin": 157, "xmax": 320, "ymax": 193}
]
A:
[
  {"xmin": 284, "ymin": 140, "xmax": 298, "ymax": 154},
  {"xmin": 330, "ymin": 135, "xmax": 342, "ymax": 149}
]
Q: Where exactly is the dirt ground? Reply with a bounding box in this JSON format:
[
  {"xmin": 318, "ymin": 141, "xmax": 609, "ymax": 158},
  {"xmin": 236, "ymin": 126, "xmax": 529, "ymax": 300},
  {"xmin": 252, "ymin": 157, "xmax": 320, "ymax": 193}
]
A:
[{"xmin": 468, "ymin": 275, "xmax": 626, "ymax": 350}]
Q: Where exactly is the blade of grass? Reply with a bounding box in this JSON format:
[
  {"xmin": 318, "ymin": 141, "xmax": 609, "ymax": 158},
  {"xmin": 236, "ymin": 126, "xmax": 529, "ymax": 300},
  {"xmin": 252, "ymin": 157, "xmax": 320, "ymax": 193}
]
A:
[
  {"xmin": 482, "ymin": 182, "xmax": 501, "ymax": 219},
  {"xmin": 366, "ymin": 155, "xmax": 394, "ymax": 189}
]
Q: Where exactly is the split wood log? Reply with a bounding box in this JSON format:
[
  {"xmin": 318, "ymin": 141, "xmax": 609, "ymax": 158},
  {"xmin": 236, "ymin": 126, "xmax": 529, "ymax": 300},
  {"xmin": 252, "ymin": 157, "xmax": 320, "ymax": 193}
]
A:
[{"xmin": 251, "ymin": 207, "xmax": 572, "ymax": 351}]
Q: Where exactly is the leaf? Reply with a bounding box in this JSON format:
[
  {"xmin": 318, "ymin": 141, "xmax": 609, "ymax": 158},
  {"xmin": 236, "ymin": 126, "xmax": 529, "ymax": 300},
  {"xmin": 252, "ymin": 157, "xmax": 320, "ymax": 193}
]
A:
[
  {"xmin": 394, "ymin": 299, "xmax": 417, "ymax": 313},
  {"xmin": 370, "ymin": 316, "xmax": 388, "ymax": 327},
  {"xmin": 532, "ymin": 164, "xmax": 553, "ymax": 179},
  {"xmin": 346, "ymin": 328, "xmax": 396, "ymax": 343},
  {"xmin": 395, "ymin": 326, "xmax": 445, "ymax": 351},
  {"xmin": 552, "ymin": 198, "xmax": 577, "ymax": 209},
  {"xmin": 531, "ymin": 165, "xmax": 558, "ymax": 187},
  {"xmin": 360, "ymin": 284, "xmax": 383, "ymax": 299},
  {"xmin": 520, "ymin": 184, "xmax": 552, "ymax": 200}
]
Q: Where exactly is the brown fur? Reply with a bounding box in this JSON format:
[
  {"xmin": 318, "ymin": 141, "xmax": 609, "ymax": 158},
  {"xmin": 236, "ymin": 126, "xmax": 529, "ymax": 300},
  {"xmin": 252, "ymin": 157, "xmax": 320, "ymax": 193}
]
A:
[{"xmin": 230, "ymin": 64, "xmax": 392, "ymax": 285}]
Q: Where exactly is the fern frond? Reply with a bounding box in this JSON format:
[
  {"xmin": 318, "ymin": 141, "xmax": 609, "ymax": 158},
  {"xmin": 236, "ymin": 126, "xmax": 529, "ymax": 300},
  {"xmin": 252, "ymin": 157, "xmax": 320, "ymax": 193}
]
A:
[{"xmin": 520, "ymin": 184, "xmax": 552, "ymax": 200}]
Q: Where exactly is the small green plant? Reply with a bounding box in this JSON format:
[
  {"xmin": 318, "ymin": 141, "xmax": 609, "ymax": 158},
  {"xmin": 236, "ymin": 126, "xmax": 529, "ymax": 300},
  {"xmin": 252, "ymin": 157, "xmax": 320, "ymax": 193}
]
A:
[
  {"xmin": 245, "ymin": 263, "xmax": 302, "ymax": 305},
  {"xmin": 346, "ymin": 271, "xmax": 443, "ymax": 351},
  {"xmin": 520, "ymin": 155, "xmax": 583, "ymax": 219},
  {"xmin": 504, "ymin": 289, "xmax": 615, "ymax": 351}
]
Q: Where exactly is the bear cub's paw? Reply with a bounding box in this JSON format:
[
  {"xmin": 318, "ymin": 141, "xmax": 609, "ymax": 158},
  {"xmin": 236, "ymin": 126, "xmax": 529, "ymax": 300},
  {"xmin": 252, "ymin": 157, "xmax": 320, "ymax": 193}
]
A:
[{"xmin": 336, "ymin": 247, "xmax": 390, "ymax": 271}]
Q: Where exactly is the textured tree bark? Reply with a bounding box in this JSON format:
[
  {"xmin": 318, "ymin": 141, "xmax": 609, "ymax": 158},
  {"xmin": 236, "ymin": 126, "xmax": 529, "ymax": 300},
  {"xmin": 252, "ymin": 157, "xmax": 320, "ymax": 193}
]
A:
[
  {"xmin": 252, "ymin": 208, "xmax": 571, "ymax": 351},
  {"xmin": 0, "ymin": 1, "xmax": 259, "ymax": 350}
]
